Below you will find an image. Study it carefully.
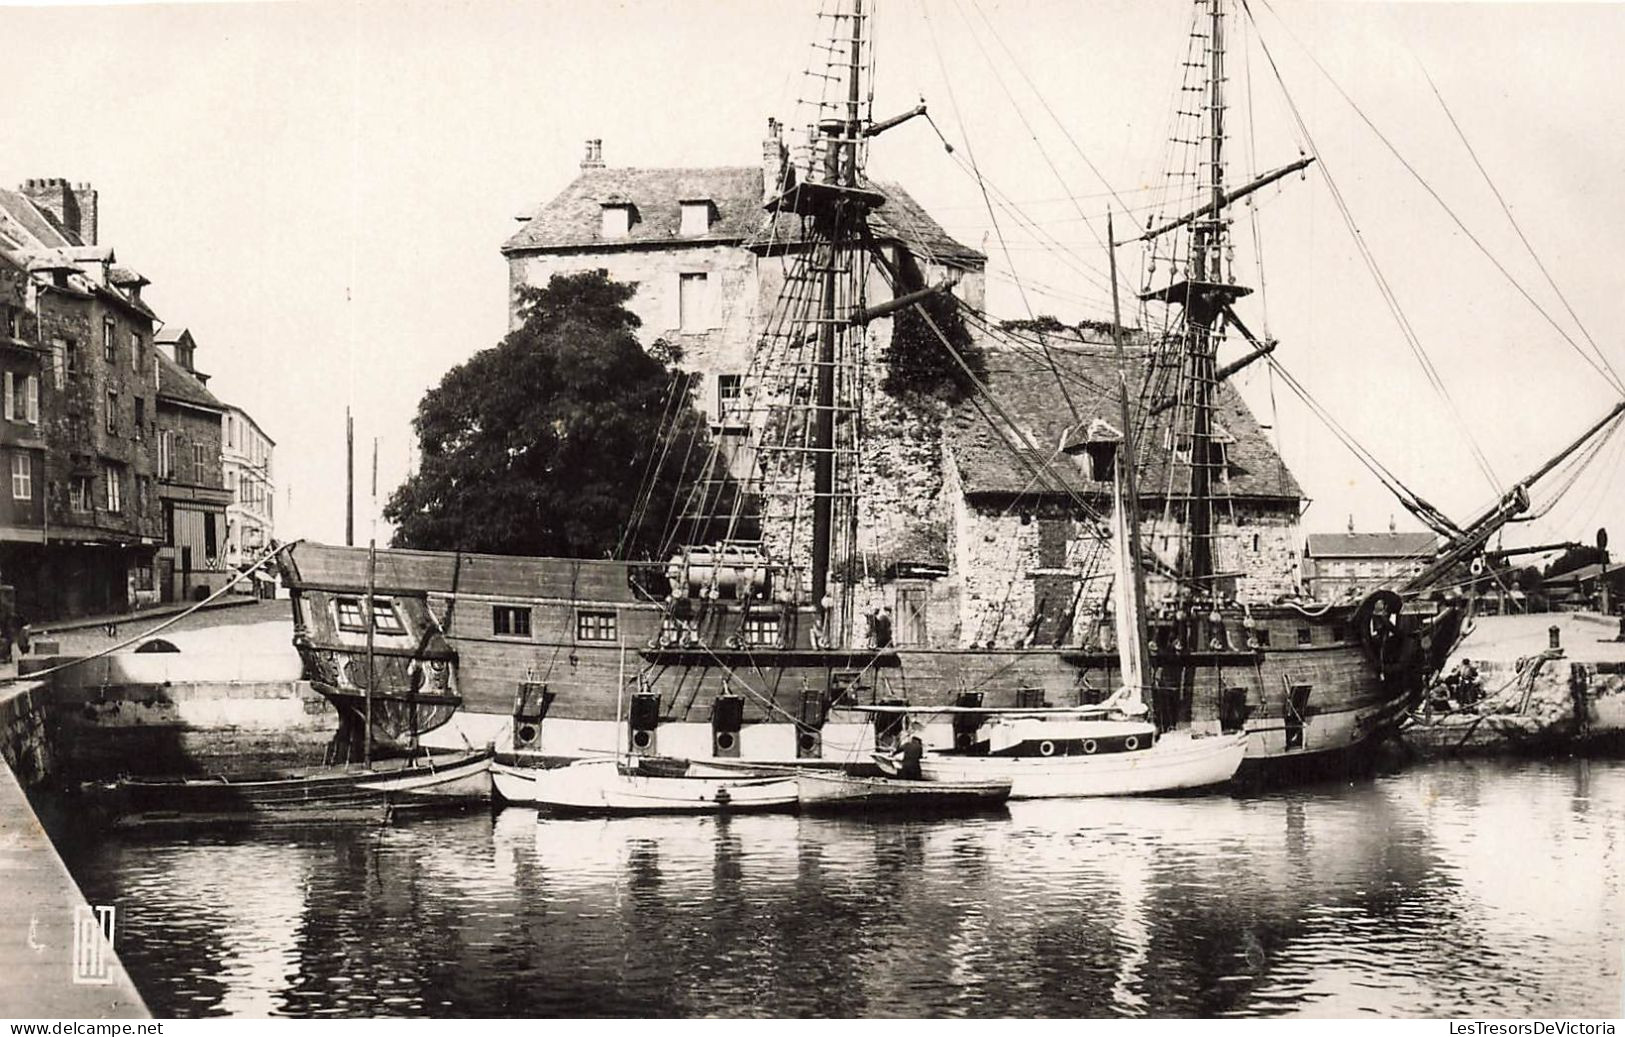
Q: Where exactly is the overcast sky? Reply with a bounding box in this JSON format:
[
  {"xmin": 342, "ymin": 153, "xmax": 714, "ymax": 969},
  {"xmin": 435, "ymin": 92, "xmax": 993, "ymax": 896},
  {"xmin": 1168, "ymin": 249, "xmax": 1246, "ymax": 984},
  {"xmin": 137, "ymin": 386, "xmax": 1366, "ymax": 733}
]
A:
[{"xmin": 3, "ymin": 0, "xmax": 1623, "ymax": 561}]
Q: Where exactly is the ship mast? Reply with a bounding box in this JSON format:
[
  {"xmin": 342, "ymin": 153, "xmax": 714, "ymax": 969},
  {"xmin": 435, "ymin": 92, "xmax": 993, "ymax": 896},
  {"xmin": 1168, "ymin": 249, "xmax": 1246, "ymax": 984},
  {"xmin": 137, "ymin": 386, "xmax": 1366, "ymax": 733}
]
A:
[{"xmin": 1143, "ymin": 0, "xmax": 1250, "ymax": 600}]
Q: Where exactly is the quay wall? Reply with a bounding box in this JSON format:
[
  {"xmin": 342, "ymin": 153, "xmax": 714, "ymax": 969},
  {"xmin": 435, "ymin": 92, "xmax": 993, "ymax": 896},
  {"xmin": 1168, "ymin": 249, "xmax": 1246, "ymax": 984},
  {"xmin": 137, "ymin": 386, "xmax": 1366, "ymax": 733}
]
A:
[{"xmin": 0, "ymin": 679, "xmax": 149, "ymax": 1017}]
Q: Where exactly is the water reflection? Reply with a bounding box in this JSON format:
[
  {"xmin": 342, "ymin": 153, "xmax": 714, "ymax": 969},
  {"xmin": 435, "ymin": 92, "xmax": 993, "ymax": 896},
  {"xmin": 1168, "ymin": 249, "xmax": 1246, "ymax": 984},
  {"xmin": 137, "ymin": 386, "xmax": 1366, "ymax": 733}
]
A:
[{"xmin": 52, "ymin": 760, "xmax": 1625, "ymax": 1018}]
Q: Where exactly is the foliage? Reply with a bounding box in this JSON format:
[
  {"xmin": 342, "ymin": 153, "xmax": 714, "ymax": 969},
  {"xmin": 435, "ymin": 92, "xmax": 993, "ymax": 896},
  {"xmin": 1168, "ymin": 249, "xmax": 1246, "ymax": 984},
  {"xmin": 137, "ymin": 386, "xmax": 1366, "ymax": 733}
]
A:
[
  {"xmin": 385, "ymin": 270, "xmax": 733, "ymax": 559},
  {"xmin": 879, "ymin": 250, "xmax": 986, "ymax": 405},
  {"xmin": 1544, "ymin": 545, "xmax": 1608, "ymax": 579}
]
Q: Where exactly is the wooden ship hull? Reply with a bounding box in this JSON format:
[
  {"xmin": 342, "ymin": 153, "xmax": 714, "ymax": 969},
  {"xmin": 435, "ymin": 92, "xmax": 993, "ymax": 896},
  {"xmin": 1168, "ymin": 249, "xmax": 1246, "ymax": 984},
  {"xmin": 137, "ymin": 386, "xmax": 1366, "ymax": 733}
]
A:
[
  {"xmin": 104, "ymin": 748, "xmax": 494, "ymax": 827},
  {"xmin": 280, "ymin": 542, "xmax": 1456, "ymax": 783}
]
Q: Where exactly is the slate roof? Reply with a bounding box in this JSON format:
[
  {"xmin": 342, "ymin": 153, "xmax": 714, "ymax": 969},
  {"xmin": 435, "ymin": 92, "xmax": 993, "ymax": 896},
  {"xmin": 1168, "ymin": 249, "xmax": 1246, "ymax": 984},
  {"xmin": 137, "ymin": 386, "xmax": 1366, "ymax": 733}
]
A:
[
  {"xmin": 946, "ymin": 328, "xmax": 1302, "ymax": 504},
  {"xmin": 0, "ymin": 189, "xmax": 73, "ymax": 250},
  {"xmin": 157, "ymin": 348, "xmax": 224, "ymax": 412},
  {"xmin": 502, "ymin": 166, "xmax": 983, "ymax": 269},
  {"xmin": 1304, "ymin": 532, "xmax": 1439, "ymax": 559}
]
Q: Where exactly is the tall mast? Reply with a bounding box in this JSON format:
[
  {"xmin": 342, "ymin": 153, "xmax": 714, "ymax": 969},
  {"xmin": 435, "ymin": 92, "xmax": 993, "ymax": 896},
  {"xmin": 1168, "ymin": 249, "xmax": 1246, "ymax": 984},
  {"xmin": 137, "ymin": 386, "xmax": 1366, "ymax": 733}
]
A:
[
  {"xmin": 1109, "ymin": 214, "xmax": 1153, "ymax": 702},
  {"xmin": 1176, "ymin": 0, "xmax": 1236, "ymax": 595},
  {"xmin": 809, "ymin": 0, "xmax": 865, "ymax": 631}
]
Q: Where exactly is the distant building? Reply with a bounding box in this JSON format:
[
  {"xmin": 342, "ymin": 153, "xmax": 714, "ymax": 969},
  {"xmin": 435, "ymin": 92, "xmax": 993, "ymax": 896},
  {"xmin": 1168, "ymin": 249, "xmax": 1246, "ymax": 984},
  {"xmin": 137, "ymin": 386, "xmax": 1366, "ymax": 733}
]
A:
[
  {"xmin": 1542, "ymin": 562, "xmax": 1625, "ymax": 612},
  {"xmin": 0, "ymin": 180, "xmax": 163, "ymax": 619},
  {"xmin": 221, "ymin": 404, "xmax": 275, "ymax": 568},
  {"xmin": 1304, "ymin": 528, "xmax": 1438, "ymax": 602},
  {"xmin": 154, "ymin": 327, "xmax": 231, "ymax": 603}
]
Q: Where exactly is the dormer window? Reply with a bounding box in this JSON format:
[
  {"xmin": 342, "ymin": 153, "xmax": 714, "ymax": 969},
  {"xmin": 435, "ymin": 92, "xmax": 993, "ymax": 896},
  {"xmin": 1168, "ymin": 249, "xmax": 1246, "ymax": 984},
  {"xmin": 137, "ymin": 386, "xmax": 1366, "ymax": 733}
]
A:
[
  {"xmin": 600, "ymin": 204, "xmax": 633, "ymax": 239},
  {"xmin": 680, "ymin": 200, "xmax": 713, "ymax": 237}
]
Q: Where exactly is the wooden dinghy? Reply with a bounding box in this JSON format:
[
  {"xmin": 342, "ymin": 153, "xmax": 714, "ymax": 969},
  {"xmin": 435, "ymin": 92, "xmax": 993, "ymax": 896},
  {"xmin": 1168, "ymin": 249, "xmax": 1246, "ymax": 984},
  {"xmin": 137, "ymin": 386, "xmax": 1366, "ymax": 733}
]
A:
[
  {"xmin": 107, "ymin": 748, "xmax": 494, "ymax": 827},
  {"xmin": 493, "ymin": 759, "xmax": 797, "ymax": 815},
  {"xmin": 793, "ymin": 769, "xmax": 1011, "ymax": 814}
]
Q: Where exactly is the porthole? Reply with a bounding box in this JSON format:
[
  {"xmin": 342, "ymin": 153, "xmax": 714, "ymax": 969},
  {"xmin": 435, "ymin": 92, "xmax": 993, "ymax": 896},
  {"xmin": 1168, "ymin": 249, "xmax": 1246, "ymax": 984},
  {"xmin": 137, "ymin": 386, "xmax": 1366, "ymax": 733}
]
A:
[
  {"xmin": 715, "ymin": 731, "xmax": 736, "ymax": 752},
  {"xmin": 1081, "ymin": 739, "xmax": 1098, "ymax": 754},
  {"xmin": 1038, "ymin": 740, "xmax": 1056, "ymax": 757},
  {"xmin": 1124, "ymin": 735, "xmax": 1140, "ymax": 751},
  {"xmin": 632, "ymin": 730, "xmax": 653, "ymax": 749}
]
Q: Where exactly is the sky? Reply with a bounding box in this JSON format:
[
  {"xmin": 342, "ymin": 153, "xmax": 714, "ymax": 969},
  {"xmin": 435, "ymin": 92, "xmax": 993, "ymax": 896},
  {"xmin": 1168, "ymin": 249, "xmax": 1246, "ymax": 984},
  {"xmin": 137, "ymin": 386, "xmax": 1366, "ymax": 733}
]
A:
[{"xmin": 3, "ymin": 0, "xmax": 1624, "ymax": 562}]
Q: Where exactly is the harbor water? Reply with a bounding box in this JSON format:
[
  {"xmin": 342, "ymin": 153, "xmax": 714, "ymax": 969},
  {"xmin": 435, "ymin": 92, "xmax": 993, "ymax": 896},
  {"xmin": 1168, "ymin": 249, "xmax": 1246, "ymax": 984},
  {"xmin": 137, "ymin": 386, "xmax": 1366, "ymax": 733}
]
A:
[{"xmin": 47, "ymin": 758, "xmax": 1625, "ymax": 1018}]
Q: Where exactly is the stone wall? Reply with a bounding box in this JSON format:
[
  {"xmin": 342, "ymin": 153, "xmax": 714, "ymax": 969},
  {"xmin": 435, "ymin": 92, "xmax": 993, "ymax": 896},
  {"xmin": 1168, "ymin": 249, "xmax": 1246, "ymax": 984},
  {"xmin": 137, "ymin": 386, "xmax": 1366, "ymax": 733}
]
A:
[
  {"xmin": 0, "ymin": 680, "xmax": 52, "ymax": 788},
  {"xmin": 947, "ymin": 489, "xmax": 1303, "ymax": 650}
]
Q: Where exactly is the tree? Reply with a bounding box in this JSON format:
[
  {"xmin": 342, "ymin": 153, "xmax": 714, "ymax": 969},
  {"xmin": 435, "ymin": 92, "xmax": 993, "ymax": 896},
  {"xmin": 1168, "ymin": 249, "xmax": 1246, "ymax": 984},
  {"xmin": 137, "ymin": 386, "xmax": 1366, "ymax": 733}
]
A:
[
  {"xmin": 1544, "ymin": 545, "xmax": 1607, "ymax": 579},
  {"xmin": 879, "ymin": 250, "xmax": 986, "ymax": 405},
  {"xmin": 385, "ymin": 270, "xmax": 729, "ymax": 559}
]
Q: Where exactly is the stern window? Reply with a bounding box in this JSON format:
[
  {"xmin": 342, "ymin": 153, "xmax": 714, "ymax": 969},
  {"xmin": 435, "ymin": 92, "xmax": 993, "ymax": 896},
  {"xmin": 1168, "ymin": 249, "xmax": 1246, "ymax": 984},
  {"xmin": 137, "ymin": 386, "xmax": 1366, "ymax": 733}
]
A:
[{"xmin": 493, "ymin": 605, "xmax": 532, "ymax": 638}]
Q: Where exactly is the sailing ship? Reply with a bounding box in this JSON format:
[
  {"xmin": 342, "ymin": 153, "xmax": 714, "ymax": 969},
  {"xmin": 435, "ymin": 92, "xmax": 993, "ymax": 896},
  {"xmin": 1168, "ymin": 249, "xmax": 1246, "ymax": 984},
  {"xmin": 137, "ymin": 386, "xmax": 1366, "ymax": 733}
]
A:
[{"xmin": 279, "ymin": 0, "xmax": 1622, "ymax": 783}]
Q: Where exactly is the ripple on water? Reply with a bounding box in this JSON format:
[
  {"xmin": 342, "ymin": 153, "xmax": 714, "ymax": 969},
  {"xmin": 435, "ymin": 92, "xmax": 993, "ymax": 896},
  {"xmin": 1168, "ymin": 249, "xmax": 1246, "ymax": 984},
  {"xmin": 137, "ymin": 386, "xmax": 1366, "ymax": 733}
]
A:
[{"xmin": 42, "ymin": 758, "xmax": 1625, "ymax": 1018}]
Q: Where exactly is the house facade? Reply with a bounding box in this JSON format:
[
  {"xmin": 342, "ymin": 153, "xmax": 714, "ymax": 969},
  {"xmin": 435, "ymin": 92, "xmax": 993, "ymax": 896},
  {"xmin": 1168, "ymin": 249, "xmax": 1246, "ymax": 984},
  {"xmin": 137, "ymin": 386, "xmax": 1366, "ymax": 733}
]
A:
[
  {"xmin": 154, "ymin": 327, "xmax": 232, "ymax": 603},
  {"xmin": 1303, "ymin": 528, "xmax": 1438, "ymax": 602},
  {"xmin": 221, "ymin": 403, "xmax": 275, "ymax": 568},
  {"xmin": 0, "ymin": 180, "xmax": 164, "ymax": 619}
]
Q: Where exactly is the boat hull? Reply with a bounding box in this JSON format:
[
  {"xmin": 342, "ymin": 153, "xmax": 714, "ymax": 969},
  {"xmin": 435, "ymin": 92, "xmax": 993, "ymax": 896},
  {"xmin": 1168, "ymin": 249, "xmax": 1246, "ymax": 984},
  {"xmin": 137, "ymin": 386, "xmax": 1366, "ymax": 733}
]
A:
[
  {"xmin": 493, "ymin": 760, "xmax": 798, "ymax": 815},
  {"xmin": 280, "ymin": 542, "xmax": 1449, "ymax": 782},
  {"xmin": 107, "ymin": 749, "xmax": 493, "ymax": 827},
  {"xmin": 793, "ymin": 771, "xmax": 1011, "ymax": 812},
  {"xmin": 918, "ymin": 731, "xmax": 1247, "ymax": 798}
]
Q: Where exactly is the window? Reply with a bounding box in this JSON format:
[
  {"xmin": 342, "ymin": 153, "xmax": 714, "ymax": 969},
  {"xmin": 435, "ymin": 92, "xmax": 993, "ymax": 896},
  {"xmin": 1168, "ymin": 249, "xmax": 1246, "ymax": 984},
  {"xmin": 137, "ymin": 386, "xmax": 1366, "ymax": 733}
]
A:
[
  {"xmin": 227, "ymin": 470, "xmax": 238, "ymax": 498},
  {"xmin": 106, "ymin": 390, "xmax": 118, "ymax": 435},
  {"xmin": 680, "ymin": 200, "xmax": 712, "ymax": 236},
  {"xmin": 493, "ymin": 605, "xmax": 532, "ymax": 638},
  {"xmin": 1, "ymin": 372, "xmax": 9, "ymax": 421},
  {"xmin": 158, "ymin": 430, "xmax": 173, "ymax": 480},
  {"xmin": 0, "ymin": 372, "xmax": 25, "ymax": 422},
  {"xmin": 104, "ymin": 464, "xmax": 122, "ymax": 512},
  {"xmin": 742, "ymin": 614, "xmax": 780, "ymax": 647},
  {"xmin": 69, "ymin": 475, "xmax": 92, "ymax": 513},
  {"xmin": 10, "ymin": 454, "xmax": 31, "ymax": 500},
  {"xmin": 134, "ymin": 398, "xmax": 145, "ymax": 440},
  {"xmin": 204, "ymin": 512, "xmax": 217, "ymax": 559},
  {"xmin": 576, "ymin": 609, "xmax": 617, "ymax": 642},
  {"xmin": 103, "ymin": 318, "xmax": 116, "ymax": 362},
  {"xmin": 133, "ymin": 566, "xmax": 154, "ymax": 592},
  {"xmin": 600, "ymin": 204, "xmax": 631, "ymax": 239},
  {"xmin": 336, "ymin": 597, "xmax": 366, "ymax": 632},
  {"xmin": 51, "ymin": 339, "xmax": 65, "ymax": 386},
  {"xmin": 1296, "ymin": 627, "xmax": 1312, "ymax": 646},
  {"xmin": 372, "ymin": 600, "xmax": 406, "ymax": 635},
  {"xmin": 716, "ymin": 373, "xmax": 742, "ymax": 422},
  {"xmin": 897, "ymin": 586, "xmax": 929, "ymax": 646},
  {"xmin": 137, "ymin": 475, "xmax": 149, "ymax": 513},
  {"xmin": 193, "ymin": 443, "xmax": 207, "ymax": 483},
  {"xmin": 678, "ymin": 272, "xmax": 707, "ymax": 332},
  {"xmin": 1251, "ymin": 627, "xmax": 1271, "ymax": 647},
  {"xmin": 337, "ymin": 597, "xmax": 404, "ymax": 634},
  {"xmin": 130, "ymin": 331, "xmax": 141, "ymax": 371}
]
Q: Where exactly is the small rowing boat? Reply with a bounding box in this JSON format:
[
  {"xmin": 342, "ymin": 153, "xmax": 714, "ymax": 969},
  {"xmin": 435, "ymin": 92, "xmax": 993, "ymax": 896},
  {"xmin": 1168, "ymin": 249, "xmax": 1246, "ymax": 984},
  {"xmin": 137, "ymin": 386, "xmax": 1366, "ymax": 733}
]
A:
[{"xmin": 493, "ymin": 759, "xmax": 798, "ymax": 815}]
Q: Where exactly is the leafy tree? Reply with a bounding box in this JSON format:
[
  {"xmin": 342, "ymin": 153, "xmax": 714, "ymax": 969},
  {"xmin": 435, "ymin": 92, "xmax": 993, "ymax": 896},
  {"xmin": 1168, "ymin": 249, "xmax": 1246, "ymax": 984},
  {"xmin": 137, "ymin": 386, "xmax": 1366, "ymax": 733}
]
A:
[
  {"xmin": 880, "ymin": 249, "xmax": 986, "ymax": 405},
  {"xmin": 385, "ymin": 270, "xmax": 735, "ymax": 559},
  {"xmin": 1544, "ymin": 545, "xmax": 1607, "ymax": 579}
]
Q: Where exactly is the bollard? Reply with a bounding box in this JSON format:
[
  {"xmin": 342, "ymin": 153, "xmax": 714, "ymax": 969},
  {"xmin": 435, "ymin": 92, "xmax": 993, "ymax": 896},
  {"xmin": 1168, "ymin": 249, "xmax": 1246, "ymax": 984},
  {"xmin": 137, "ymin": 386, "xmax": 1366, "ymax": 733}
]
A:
[{"xmin": 1549, "ymin": 625, "xmax": 1562, "ymax": 651}]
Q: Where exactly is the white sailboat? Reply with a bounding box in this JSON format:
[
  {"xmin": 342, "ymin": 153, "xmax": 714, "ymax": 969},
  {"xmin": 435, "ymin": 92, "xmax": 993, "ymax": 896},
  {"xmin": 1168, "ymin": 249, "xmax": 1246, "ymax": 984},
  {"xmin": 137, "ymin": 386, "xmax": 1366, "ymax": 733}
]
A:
[
  {"xmin": 916, "ymin": 218, "xmax": 1247, "ymax": 799},
  {"xmin": 492, "ymin": 758, "xmax": 798, "ymax": 815}
]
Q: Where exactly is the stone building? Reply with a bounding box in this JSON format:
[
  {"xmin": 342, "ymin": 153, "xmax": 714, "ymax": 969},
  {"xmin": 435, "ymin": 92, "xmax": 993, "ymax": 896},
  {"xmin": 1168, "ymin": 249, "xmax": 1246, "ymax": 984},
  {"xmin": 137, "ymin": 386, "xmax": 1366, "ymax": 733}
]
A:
[
  {"xmin": 221, "ymin": 403, "xmax": 275, "ymax": 569},
  {"xmin": 153, "ymin": 327, "xmax": 232, "ymax": 603},
  {"xmin": 499, "ymin": 130, "xmax": 1305, "ymax": 649},
  {"xmin": 0, "ymin": 181, "xmax": 163, "ymax": 619},
  {"xmin": 1303, "ymin": 526, "xmax": 1437, "ymax": 602},
  {"xmin": 501, "ymin": 125, "xmax": 985, "ymax": 425}
]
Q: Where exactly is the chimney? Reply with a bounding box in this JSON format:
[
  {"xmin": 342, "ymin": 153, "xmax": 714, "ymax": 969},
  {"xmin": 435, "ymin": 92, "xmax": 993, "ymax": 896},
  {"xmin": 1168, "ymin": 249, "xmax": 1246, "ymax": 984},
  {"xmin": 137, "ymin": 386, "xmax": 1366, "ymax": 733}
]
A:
[
  {"xmin": 580, "ymin": 139, "xmax": 604, "ymax": 171},
  {"xmin": 762, "ymin": 117, "xmax": 788, "ymax": 201},
  {"xmin": 1388, "ymin": 514, "xmax": 1397, "ymax": 534},
  {"xmin": 1347, "ymin": 514, "xmax": 1355, "ymax": 534},
  {"xmin": 19, "ymin": 178, "xmax": 98, "ymax": 246}
]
